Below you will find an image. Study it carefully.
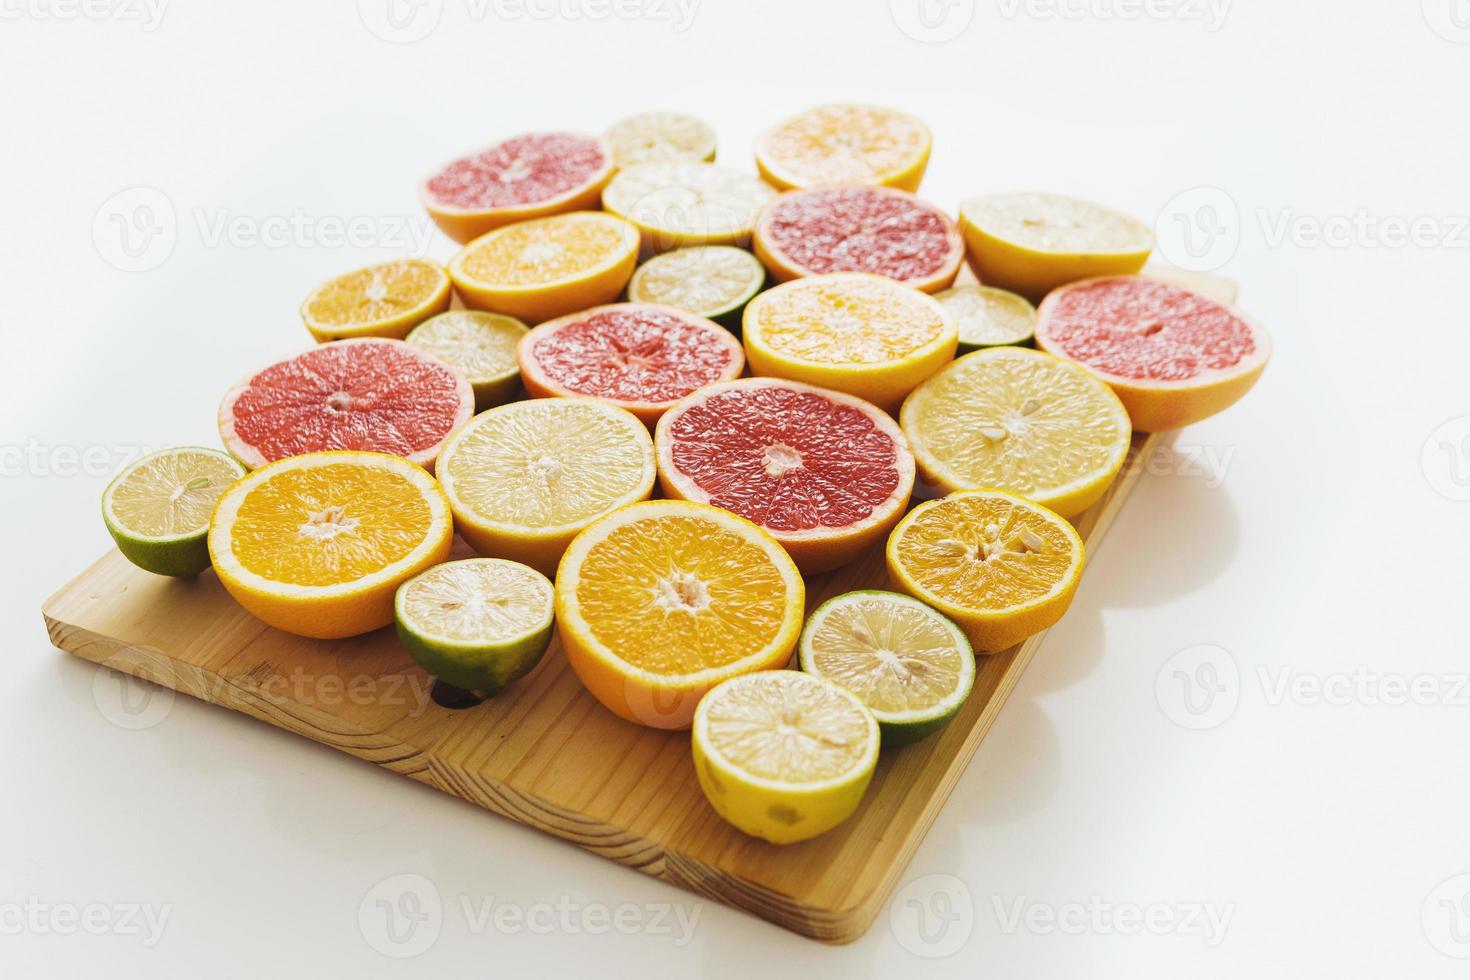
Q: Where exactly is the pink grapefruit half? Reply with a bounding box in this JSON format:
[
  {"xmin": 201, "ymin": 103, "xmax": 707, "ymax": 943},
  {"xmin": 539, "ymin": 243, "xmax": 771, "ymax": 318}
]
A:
[
  {"xmin": 517, "ymin": 303, "xmax": 744, "ymax": 426},
  {"xmin": 753, "ymin": 185, "xmax": 963, "ymax": 293},
  {"xmin": 654, "ymin": 377, "xmax": 915, "ymax": 574},
  {"xmin": 420, "ymin": 132, "xmax": 615, "ymax": 244},
  {"xmin": 218, "ymin": 339, "xmax": 473, "ymax": 470},
  {"xmin": 1035, "ymin": 276, "xmax": 1271, "ymax": 432}
]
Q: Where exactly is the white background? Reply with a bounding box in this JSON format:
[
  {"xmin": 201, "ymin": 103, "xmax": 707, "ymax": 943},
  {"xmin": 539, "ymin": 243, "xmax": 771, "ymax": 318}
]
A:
[{"xmin": 4, "ymin": 0, "xmax": 1470, "ymax": 975}]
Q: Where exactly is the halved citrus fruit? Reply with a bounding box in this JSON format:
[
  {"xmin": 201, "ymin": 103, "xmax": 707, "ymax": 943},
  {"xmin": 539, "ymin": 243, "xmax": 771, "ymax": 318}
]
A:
[
  {"xmin": 218, "ymin": 339, "xmax": 473, "ymax": 470},
  {"xmin": 1035, "ymin": 275, "xmax": 1271, "ymax": 431},
  {"xmin": 755, "ymin": 104, "xmax": 931, "ymax": 192},
  {"xmin": 208, "ymin": 451, "xmax": 453, "ymax": 638},
  {"xmin": 934, "ymin": 283, "xmax": 1037, "ymax": 350},
  {"xmin": 436, "ymin": 399, "xmax": 656, "ymax": 576},
  {"xmin": 394, "ymin": 558, "xmax": 554, "ymax": 695},
  {"xmin": 692, "ymin": 670, "xmax": 879, "ymax": 844},
  {"xmin": 900, "ymin": 346, "xmax": 1131, "ymax": 518},
  {"xmin": 753, "ymin": 185, "xmax": 962, "ymax": 293},
  {"xmin": 601, "ymin": 162, "xmax": 776, "ymax": 254},
  {"xmin": 299, "ymin": 258, "xmax": 451, "ymax": 342},
  {"xmin": 555, "ymin": 500, "xmax": 804, "ymax": 730},
  {"xmin": 102, "ymin": 447, "xmax": 245, "ymax": 577},
  {"xmin": 604, "ymin": 110, "xmax": 717, "ymax": 168},
  {"xmin": 957, "ymin": 192, "xmax": 1153, "ymax": 301},
  {"xmin": 421, "ymin": 131, "xmax": 614, "ymax": 244},
  {"xmin": 626, "ymin": 245, "xmax": 766, "ymax": 330},
  {"xmin": 448, "ymin": 211, "xmax": 639, "ymax": 323},
  {"xmin": 518, "ymin": 302, "xmax": 745, "ymax": 426},
  {"xmin": 887, "ymin": 490, "xmax": 1084, "ymax": 653},
  {"xmin": 742, "ymin": 272, "xmax": 957, "ymax": 412},
  {"xmin": 654, "ymin": 378, "xmax": 914, "ymax": 574},
  {"xmin": 405, "ymin": 310, "xmax": 527, "ymax": 411},
  {"xmin": 798, "ymin": 590, "xmax": 974, "ymax": 745}
]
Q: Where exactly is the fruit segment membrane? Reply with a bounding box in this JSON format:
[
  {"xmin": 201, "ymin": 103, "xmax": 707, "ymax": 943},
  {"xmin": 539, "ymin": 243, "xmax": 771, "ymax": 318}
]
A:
[
  {"xmin": 1042, "ymin": 278, "xmax": 1257, "ymax": 381},
  {"xmin": 763, "ymin": 187, "xmax": 953, "ymax": 280},
  {"xmin": 425, "ymin": 133, "xmax": 606, "ymax": 210},
  {"xmin": 531, "ymin": 308, "xmax": 735, "ymax": 402},
  {"xmin": 228, "ymin": 342, "xmax": 465, "ymax": 462},
  {"xmin": 666, "ymin": 384, "xmax": 901, "ymax": 532},
  {"xmin": 701, "ymin": 672, "xmax": 872, "ymax": 782},
  {"xmin": 574, "ymin": 515, "xmax": 790, "ymax": 674},
  {"xmin": 894, "ymin": 494, "xmax": 1076, "ymax": 608},
  {"xmin": 228, "ymin": 463, "xmax": 433, "ymax": 586}
]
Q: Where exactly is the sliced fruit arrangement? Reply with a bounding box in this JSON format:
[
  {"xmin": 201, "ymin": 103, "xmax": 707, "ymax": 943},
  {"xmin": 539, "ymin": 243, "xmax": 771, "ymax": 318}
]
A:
[
  {"xmin": 799, "ymin": 590, "xmax": 974, "ymax": 745},
  {"xmin": 299, "ymin": 259, "xmax": 451, "ymax": 342},
  {"xmin": 742, "ymin": 272, "xmax": 957, "ymax": 412},
  {"xmin": 1036, "ymin": 275, "xmax": 1271, "ymax": 431},
  {"xmin": 935, "ymin": 283, "xmax": 1037, "ymax": 350},
  {"xmin": 958, "ymin": 192, "xmax": 1153, "ymax": 301},
  {"xmin": 395, "ymin": 557, "xmax": 555, "ymax": 695},
  {"xmin": 626, "ymin": 245, "xmax": 766, "ymax": 330},
  {"xmin": 207, "ymin": 451, "xmax": 453, "ymax": 638},
  {"xmin": 421, "ymin": 131, "xmax": 615, "ymax": 244},
  {"xmin": 102, "ymin": 447, "xmax": 246, "ymax": 577},
  {"xmin": 406, "ymin": 310, "xmax": 528, "ymax": 411},
  {"xmin": 692, "ymin": 670, "xmax": 879, "ymax": 845},
  {"xmin": 218, "ymin": 339, "xmax": 472, "ymax": 471},
  {"xmin": 436, "ymin": 399, "xmax": 655, "ymax": 576},
  {"xmin": 753, "ymin": 185, "xmax": 962, "ymax": 293},
  {"xmin": 655, "ymin": 378, "xmax": 914, "ymax": 574},
  {"xmin": 755, "ymin": 104, "xmax": 931, "ymax": 192},
  {"xmin": 900, "ymin": 346, "xmax": 1131, "ymax": 518},
  {"xmin": 448, "ymin": 210, "xmax": 639, "ymax": 323},
  {"xmin": 601, "ymin": 162, "xmax": 776, "ymax": 254},
  {"xmin": 555, "ymin": 500, "xmax": 805, "ymax": 730},
  {"xmin": 518, "ymin": 302, "xmax": 745, "ymax": 425},
  {"xmin": 887, "ymin": 489, "xmax": 1084, "ymax": 653},
  {"xmin": 604, "ymin": 110, "xmax": 717, "ymax": 168}
]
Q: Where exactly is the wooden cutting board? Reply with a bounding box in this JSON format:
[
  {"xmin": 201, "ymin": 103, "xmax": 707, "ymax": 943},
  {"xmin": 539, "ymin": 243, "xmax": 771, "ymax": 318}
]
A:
[{"xmin": 42, "ymin": 268, "xmax": 1236, "ymax": 943}]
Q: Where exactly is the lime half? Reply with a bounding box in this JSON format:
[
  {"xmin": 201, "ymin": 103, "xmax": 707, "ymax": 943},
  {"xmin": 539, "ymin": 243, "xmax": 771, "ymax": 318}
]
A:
[
  {"xmin": 394, "ymin": 558, "xmax": 554, "ymax": 695},
  {"xmin": 798, "ymin": 590, "xmax": 975, "ymax": 745},
  {"xmin": 935, "ymin": 284, "xmax": 1036, "ymax": 350},
  {"xmin": 406, "ymin": 310, "xmax": 527, "ymax": 411},
  {"xmin": 102, "ymin": 447, "xmax": 245, "ymax": 576},
  {"xmin": 627, "ymin": 245, "xmax": 765, "ymax": 330},
  {"xmin": 692, "ymin": 670, "xmax": 879, "ymax": 844}
]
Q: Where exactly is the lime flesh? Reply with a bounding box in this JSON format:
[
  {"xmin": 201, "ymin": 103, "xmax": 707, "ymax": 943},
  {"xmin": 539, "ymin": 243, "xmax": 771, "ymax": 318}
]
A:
[
  {"xmin": 798, "ymin": 590, "xmax": 975, "ymax": 744},
  {"xmin": 406, "ymin": 310, "xmax": 527, "ymax": 411},
  {"xmin": 102, "ymin": 447, "xmax": 245, "ymax": 576},
  {"xmin": 627, "ymin": 245, "xmax": 765, "ymax": 330},
  {"xmin": 935, "ymin": 284, "xmax": 1036, "ymax": 350},
  {"xmin": 394, "ymin": 558, "xmax": 554, "ymax": 695}
]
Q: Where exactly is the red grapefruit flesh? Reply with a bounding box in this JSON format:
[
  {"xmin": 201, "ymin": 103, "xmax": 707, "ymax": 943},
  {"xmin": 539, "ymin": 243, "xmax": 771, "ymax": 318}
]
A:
[
  {"xmin": 1035, "ymin": 276, "xmax": 1271, "ymax": 431},
  {"xmin": 753, "ymin": 185, "xmax": 963, "ymax": 293},
  {"xmin": 518, "ymin": 303, "xmax": 744, "ymax": 426},
  {"xmin": 654, "ymin": 378, "xmax": 915, "ymax": 574},
  {"xmin": 219, "ymin": 339, "xmax": 473, "ymax": 470},
  {"xmin": 421, "ymin": 132, "xmax": 615, "ymax": 244}
]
